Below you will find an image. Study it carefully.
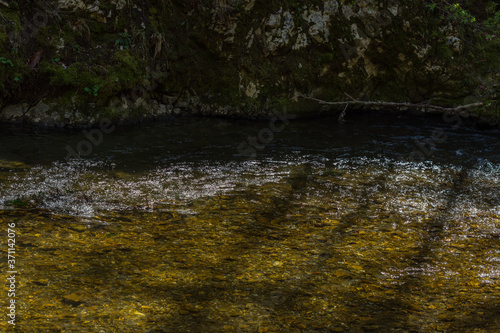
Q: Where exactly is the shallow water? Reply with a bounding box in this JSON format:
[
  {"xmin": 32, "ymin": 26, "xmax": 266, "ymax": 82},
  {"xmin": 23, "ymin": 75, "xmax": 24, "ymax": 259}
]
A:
[{"xmin": 1, "ymin": 113, "xmax": 500, "ymax": 332}]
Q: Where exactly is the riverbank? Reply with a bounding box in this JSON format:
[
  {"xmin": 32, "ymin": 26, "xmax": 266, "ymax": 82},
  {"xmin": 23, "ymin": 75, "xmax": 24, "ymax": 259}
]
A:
[{"xmin": 1, "ymin": 1, "xmax": 500, "ymax": 127}]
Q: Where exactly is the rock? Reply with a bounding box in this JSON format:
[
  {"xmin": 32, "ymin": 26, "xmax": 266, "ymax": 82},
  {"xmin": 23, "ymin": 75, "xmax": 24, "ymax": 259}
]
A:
[
  {"xmin": 324, "ymin": 0, "xmax": 339, "ymax": 14},
  {"xmin": 159, "ymin": 103, "xmax": 167, "ymax": 115},
  {"xmin": 0, "ymin": 103, "xmax": 29, "ymax": 121},
  {"xmin": 446, "ymin": 36, "xmax": 462, "ymax": 52},
  {"xmin": 112, "ymin": 0, "xmax": 127, "ymax": 10},
  {"xmin": 0, "ymin": 0, "xmax": 497, "ymax": 125},
  {"xmin": 179, "ymin": 303, "xmax": 202, "ymax": 313},
  {"xmin": 292, "ymin": 30, "xmax": 308, "ymax": 50},
  {"xmin": 29, "ymin": 101, "xmax": 52, "ymax": 120},
  {"xmin": 61, "ymin": 293, "xmax": 83, "ymax": 307},
  {"xmin": 245, "ymin": 81, "xmax": 260, "ymax": 98},
  {"xmin": 57, "ymin": 0, "xmax": 87, "ymax": 10},
  {"xmin": 177, "ymin": 101, "xmax": 188, "ymax": 109},
  {"xmin": 305, "ymin": 9, "xmax": 328, "ymax": 43},
  {"xmin": 265, "ymin": 9, "xmax": 295, "ymax": 53},
  {"xmin": 244, "ymin": 0, "xmax": 255, "ymax": 11},
  {"xmin": 266, "ymin": 9, "xmax": 282, "ymax": 28},
  {"xmin": 0, "ymin": 160, "xmax": 29, "ymax": 169},
  {"xmin": 223, "ymin": 20, "xmax": 238, "ymax": 43}
]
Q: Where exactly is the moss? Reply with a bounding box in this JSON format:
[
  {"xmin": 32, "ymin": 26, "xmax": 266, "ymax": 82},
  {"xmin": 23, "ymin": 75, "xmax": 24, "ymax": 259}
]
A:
[
  {"xmin": 0, "ymin": 5, "xmax": 21, "ymax": 33},
  {"xmin": 1, "ymin": 0, "xmax": 500, "ymax": 124},
  {"xmin": 476, "ymin": 37, "xmax": 500, "ymax": 72},
  {"xmin": 42, "ymin": 62, "xmax": 99, "ymax": 88},
  {"xmin": 0, "ymin": 29, "xmax": 7, "ymax": 48},
  {"xmin": 317, "ymin": 52, "xmax": 335, "ymax": 63},
  {"xmin": 435, "ymin": 44, "xmax": 454, "ymax": 59},
  {"xmin": 109, "ymin": 50, "xmax": 143, "ymax": 88},
  {"xmin": 34, "ymin": 25, "xmax": 59, "ymax": 50},
  {"xmin": 94, "ymin": 105, "xmax": 123, "ymax": 121}
]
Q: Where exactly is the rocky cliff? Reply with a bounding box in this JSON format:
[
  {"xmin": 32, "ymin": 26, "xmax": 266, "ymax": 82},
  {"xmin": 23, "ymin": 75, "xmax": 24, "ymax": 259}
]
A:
[{"xmin": 0, "ymin": 0, "xmax": 499, "ymax": 126}]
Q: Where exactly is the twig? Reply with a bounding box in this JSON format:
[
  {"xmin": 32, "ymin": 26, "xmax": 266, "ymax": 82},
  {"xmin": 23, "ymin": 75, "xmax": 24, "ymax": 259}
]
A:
[
  {"xmin": 343, "ymin": 92, "xmax": 355, "ymax": 101},
  {"xmin": 291, "ymin": 94, "xmax": 483, "ymax": 113},
  {"xmin": 339, "ymin": 104, "xmax": 348, "ymax": 122}
]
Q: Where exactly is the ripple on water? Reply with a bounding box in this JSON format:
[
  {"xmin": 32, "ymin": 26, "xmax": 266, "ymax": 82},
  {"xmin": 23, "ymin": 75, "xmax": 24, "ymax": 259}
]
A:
[{"xmin": 1, "ymin": 156, "xmax": 499, "ymax": 222}]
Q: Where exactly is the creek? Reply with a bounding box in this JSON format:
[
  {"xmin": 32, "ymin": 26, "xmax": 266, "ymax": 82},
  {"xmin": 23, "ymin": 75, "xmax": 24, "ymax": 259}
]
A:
[{"xmin": 1, "ymin": 112, "xmax": 499, "ymax": 332}]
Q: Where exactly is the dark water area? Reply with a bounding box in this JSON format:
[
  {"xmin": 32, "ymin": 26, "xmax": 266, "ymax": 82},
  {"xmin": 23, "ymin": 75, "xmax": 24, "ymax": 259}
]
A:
[
  {"xmin": 1, "ymin": 112, "xmax": 498, "ymax": 167},
  {"xmin": 1, "ymin": 112, "xmax": 500, "ymax": 332}
]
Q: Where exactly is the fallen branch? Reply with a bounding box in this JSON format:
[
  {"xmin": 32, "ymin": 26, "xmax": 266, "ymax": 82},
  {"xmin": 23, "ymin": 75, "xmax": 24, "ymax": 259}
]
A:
[{"xmin": 292, "ymin": 94, "xmax": 483, "ymax": 113}]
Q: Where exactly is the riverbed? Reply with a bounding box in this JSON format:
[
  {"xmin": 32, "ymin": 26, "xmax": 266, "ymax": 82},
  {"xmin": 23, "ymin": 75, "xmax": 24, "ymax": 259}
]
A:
[{"xmin": 1, "ymin": 113, "xmax": 499, "ymax": 332}]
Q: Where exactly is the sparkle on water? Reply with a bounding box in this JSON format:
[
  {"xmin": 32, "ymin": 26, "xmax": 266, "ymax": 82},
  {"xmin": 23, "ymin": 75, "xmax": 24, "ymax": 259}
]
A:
[{"xmin": 1, "ymin": 113, "xmax": 499, "ymax": 332}]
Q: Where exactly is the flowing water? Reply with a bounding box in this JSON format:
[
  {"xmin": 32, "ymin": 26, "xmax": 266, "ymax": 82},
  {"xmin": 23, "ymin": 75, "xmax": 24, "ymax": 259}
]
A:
[{"xmin": 1, "ymin": 113, "xmax": 499, "ymax": 332}]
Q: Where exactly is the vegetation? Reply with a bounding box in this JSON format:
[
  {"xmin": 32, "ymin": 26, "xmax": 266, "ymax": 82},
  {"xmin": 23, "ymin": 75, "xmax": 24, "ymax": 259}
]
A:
[
  {"xmin": 84, "ymin": 85, "xmax": 99, "ymax": 97},
  {"xmin": 115, "ymin": 32, "xmax": 132, "ymax": 50},
  {"xmin": 425, "ymin": 0, "xmax": 500, "ymax": 35},
  {"xmin": 0, "ymin": 0, "xmax": 499, "ymax": 123}
]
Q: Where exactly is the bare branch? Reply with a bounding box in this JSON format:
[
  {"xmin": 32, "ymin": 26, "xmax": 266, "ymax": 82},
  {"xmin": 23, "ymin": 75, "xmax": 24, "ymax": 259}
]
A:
[
  {"xmin": 343, "ymin": 92, "xmax": 355, "ymax": 101},
  {"xmin": 291, "ymin": 94, "xmax": 483, "ymax": 113}
]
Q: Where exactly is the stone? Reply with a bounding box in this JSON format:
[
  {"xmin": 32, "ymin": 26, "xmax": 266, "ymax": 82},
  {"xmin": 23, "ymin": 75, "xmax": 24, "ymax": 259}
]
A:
[
  {"xmin": 244, "ymin": 0, "xmax": 255, "ymax": 11},
  {"xmin": 0, "ymin": 103, "xmax": 29, "ymax": 121},
  {"xmin": 446, "ymin": 36, "xmax": 462, "ymax": 52},
  {"xmin": 306, "ymin": 9, "xmax": 328, "ymax": 42},
  {"xmin": 159, "ymin": 104, "xmax": 167, "ymax": 115},
  {"xmin": 245, "ymin": 81, "xmax": 260, "ymax": 98},
  {"xmin": 29, "ymin": 101, "xmax": 51, "ymax": 119},
  {"xmin": 266, "ymin": 9, "xmax": 282, "ymax": 28},
  {"xmin": 58, "ymin": 0, "xmax": 87, "ymax": 10},
  {"xmin": 324, "ymin": 0, "xmax": 339, "ymax": 15},
  {"xmin": 265, "ymin": 10, "xmax": 295, "ymax": 53},
  {"xmin": 292, "ymin": 30, "xmax": 308, "ymax": 50}
]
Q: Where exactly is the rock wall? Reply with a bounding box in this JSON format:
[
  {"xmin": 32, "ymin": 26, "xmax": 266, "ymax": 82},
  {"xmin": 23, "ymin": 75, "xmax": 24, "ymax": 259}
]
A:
[{"xmin": 0, "ymin": 0, "xmax": 499, "ymax": 126}]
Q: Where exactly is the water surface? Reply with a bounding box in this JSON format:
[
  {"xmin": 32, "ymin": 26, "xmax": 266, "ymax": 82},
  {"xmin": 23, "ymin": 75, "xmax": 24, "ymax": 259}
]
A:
[{"xmin": 1, "ymin": 113, "xmax": 499, "ymax": 332}]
